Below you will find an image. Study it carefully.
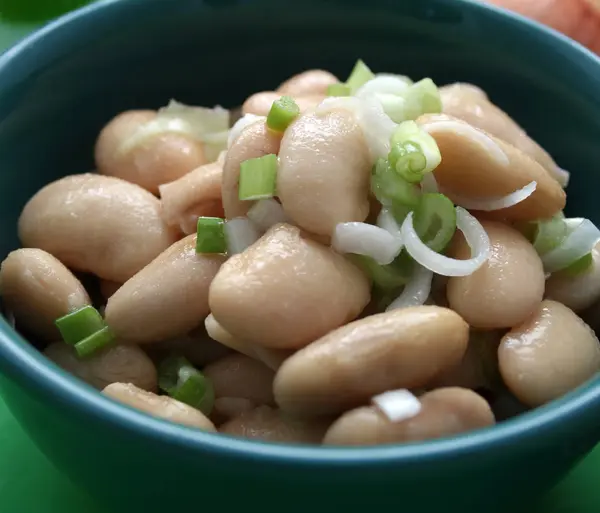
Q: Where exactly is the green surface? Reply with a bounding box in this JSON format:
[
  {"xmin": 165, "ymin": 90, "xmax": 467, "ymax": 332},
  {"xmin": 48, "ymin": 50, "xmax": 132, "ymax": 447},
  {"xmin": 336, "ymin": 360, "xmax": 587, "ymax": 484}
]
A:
[{"xmin": 0, "ymin": 1, "xmax": 599, "ymax": 513}]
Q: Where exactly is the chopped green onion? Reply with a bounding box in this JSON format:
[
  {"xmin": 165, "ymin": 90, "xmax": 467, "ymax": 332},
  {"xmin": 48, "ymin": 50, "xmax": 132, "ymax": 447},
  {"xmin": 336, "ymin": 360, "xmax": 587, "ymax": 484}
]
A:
[
  {"xmin": 391, "ymin": 120, "xmax": 441, "ymax": 175},
  {"xmin": 349, "ymin": 251, "xmax": 413, "ymax": 290},
  {"xmin": 74, "ymin": 326, "xmax": 115, "ymax": 358},
  {"xmin": 413, "ymin": 193, "xmax": 457, "ymax": 253},
  {"xmin": 346, "ymin": 59, "xmax": 375, "ymax": 93},
  {"xmin": 239, "ymin": 154, "xmax": 278, "ymax": 201},
  {"xmin": 196, "ymin": 217, "xmax": 227, "ymax": 254},
  {"xmin": 533, "ymin": 214, "xmax": 567, "ymax": 255},
  {"xmin": 266, "ymin": 96, "xmax": 299, "ymax": 132},
  {"xmin": 158, "ymin": 356, "xmax": 214, "ymax": 415},
  {"xmin": 388, "ymin": 142, "xmax": 427, "ymax": 183},
  {"xmin": 371, "ymin": 158, "xmax": 421, "ymax": 209},
  {"xmin": 327, "ymin": 83, "xmax": 352, "ymax": 97},
  {"xmin": 401, "ymin": 78, "xmax": 442, "ymax": 120},
  {"xmin": 561, "ymin": 252, "xmax": 593, "ymax": 277},
  {"xmin": 55, "ymin": 305, "xmax": 106, "ymax": 346}
]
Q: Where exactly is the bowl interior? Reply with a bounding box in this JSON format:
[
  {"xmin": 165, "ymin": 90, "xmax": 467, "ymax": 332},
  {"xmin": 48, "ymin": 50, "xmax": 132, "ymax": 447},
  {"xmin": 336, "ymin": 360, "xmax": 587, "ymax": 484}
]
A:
[{"xmin": 0, "ymin": 0, "xmax": 599, "ymax": 471}]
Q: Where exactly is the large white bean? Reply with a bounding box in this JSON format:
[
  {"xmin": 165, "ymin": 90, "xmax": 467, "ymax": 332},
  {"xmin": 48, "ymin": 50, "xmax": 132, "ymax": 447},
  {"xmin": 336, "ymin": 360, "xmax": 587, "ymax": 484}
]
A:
[
  {"xmin": 95, "ymin": 110, "xmax": 208, "ymax": 194},
  {"xmin": 278, "ymin": 109, "xmax": 371, "ymax": 236},
  {"xmin": 209, "ymin": 224, "xmax": 370, "ymax": 349},
  {"xmin": 276, "ymin": 70, "xmax": 339, "ymax": 97},
  {"xmin": 323, "ymin": 387, "xmax": 495, "ymax": 446},
  {"xmin": 45, "ymin": 342, "xmax": 157, "ymax": 392},
  {"xmin": 103, "ymin": 382, "xmax": 216, "ymax": 431},
  {"xmin": 0, "ymin": 248, "xmax": 90, "ymax": 341},
  {"xmin": 447, "ymin": 220, "xmax": 545, "ymax": 329},
  {"xmin": 159, "ymin": 161, "xmax": 224, "ymax": 235},
  {"xmin": 241, "ymin": 92, "xmax": 324, "ymax": 117},
  {"xmin": 18, "ymin": 174, "xmax": 178, "ymax": 283},
  {"xmin": 416, "ymin": 114, "xmax": 565, "ymax": 221},
  {"xmin": 219, "ymin": 405, "xmax": 330, "ymax": 444},
  {"xmin": 545, "ymin": 242, "xmax": 600, "ymax": 312},
  {"xmin": 274, "ymin": 306, "xmax": 469, "ymax": 417},
  {"xmin": 222, "ymin": 121, "xmax": 281, "ymax": 219},
  {"xmin": 105, "ymin": 234, "xmax": 224, "ymax": 344},
  {"xmin": 440, "ymin": 83, "xmax": 566, "ymax": 186},
  {"xmin": 498, "ymin": 300, "xmax": 600, "ymax": 407}
]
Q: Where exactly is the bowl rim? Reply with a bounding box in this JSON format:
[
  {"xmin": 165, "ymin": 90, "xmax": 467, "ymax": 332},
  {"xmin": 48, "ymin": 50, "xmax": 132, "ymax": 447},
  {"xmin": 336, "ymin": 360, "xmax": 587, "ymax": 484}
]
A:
[{"xmin": 1, "ymin": 0, "xmax": 600, "ymax": 466}]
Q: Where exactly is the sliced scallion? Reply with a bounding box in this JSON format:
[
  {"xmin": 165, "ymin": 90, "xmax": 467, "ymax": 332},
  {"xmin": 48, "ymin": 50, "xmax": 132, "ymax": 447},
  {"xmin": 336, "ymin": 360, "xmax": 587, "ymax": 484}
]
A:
[
  {"xmin": 346, "ymin": 59, "xmax": 375, "ymax": 93},
  {"xmin": 533, "ymin": 214, "xmax": 567, "ymax": 255},
  {"xmin": 412, "ymin": 193, "xmax": 457, "ymax": 253},
  {"xmin": 391, "ymin": 120, "xmax": 441, "ymax": 176},
  {"xmin": 196, "ymin": 216, "xmax": 227, "ymax": 254},
  {"xmin": 388, "ymin": 141, "xmax": 427, "ymax": 184},
  {"xmin": 158, "ymin": 356, "xmax": 214, "ymax": 415},
  {"xmin": 349, "ymin": 252, "xmax": 413, "ymax": 290},
  {"xmin": 371, "ymin": 158, "xmax": 421, "ymax": 209},
  {"xmin": 267, "ymin": 96, "xmax": 299, "ymax": 132},
  {"xmin": 74, "ymin": 326, "xmax": 115, "ymax": 358},
  {"xmin": 327, "ymin": 83, "xmax": 352, "ymax": 97},
  {"xmin": 401, "ymin": 78, "xmax": 442, "ymax": 120},
  {"xmin": 55, "ymin": 305, "xmax": 106, "ymax": 346},
  {"xmin": 238, "ymin": 154, "xmax": 278, "ymax": 201}
]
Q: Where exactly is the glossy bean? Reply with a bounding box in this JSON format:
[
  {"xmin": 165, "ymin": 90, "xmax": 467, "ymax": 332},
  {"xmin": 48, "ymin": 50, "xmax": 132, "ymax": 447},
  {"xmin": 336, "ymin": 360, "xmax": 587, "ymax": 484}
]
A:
[
  {"xmin": 209, "ymin": 224, "xmax": 370, "ymax": 350},
  {"xmin": 241, "ymin": 91, "xmax": 324, "ymax": 117},
  {"xmin": 276, "ymin": 69, "xmax": 339, "ymax": 97},
  {"xmin": 274, "ymin": 306, "xmax": 469, "ymax": 417},
  {"xmin": 18, "ymin": 174, "xmax": 178, "ymax": 283},
  {"xmin": 105, "ymin": 234, "xmax": 224, "ymax": 344}
]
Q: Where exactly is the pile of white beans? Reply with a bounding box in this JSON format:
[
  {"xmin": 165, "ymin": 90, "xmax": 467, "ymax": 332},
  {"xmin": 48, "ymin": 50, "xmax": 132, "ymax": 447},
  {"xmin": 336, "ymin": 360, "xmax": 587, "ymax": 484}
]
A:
[{"xmin": 1, "ymin": 68, "xmax": 599, "ymax": 447}]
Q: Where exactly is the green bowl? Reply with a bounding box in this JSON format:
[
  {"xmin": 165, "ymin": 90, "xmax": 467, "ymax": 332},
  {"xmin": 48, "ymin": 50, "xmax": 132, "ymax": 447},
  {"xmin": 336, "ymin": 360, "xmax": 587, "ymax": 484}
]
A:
[{"xmin": 0, "ymin": 1, "xmax": 599, "ymax": 512}]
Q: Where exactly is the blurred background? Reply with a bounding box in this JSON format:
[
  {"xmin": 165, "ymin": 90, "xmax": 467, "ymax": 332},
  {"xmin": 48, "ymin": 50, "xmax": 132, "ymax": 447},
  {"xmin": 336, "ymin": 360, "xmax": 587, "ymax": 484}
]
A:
[{"xmin": 1, "ymin": 0, "xmax": 600, "ymax": 54}]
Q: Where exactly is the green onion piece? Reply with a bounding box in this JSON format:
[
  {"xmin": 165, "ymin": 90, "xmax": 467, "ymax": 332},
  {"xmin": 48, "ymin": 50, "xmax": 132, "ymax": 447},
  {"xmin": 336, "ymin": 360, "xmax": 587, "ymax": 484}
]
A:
[
  {"xmin": 388, "ymin": 141, "xmax": 427, "ymax": 183},
  {"xmin": 327, "ymin": 83, "xmax": 352, "ymax": 97},
  {"xmin": 349, "ymin": 251, "xmax": 413, "ymax": 290},
  {"xmin": 74, "ymin": 326, "xmax": 115, "ymax": 358},
  {"xmin": 413, "ymin": 193, "xmax": 457, "ymax": 253},
  {"xmin": 346, "ymin": 59, "xmax": 375, "ymax": 93},
  {"xmin": 239, "ymin": 154, "xmax": 278, "ymax": 201},
  {"xmin": 561, "ymin": 252, "xmax": 593, "ymax": 277},
  {"xmin": 55, "ymin": 305, "xmax": 106, "ymax": 346},
  {"xmin": 266, "ymin": 96, "xmax": 299, "ymax": 132},
  {"xmin": 158, "ymin": 356, "xmax": 214, "ymax": 415},
  {"xmin": 391, "ymin": 120, "xmax": 441, "ymax": 175},
  {"xmin": 533, "ymin": 214, "xmax": 567, "ymax": 255},
  {"xmin": 371, "ymin": 158, "xmax": 421, "ymax": 209},
  {"xmin": 401, "ymin": 78, "xmax": 442, "ymax": 120},
  {"xmin": 196, "ymin": 217, "xmax": 226, "ymax": 254}
]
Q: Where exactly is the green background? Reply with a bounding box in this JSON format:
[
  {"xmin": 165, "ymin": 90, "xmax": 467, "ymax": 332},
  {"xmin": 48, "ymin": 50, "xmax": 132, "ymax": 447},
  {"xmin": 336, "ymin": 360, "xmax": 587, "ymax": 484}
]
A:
[{"xmin": 0, "ymin": 9, "xmax": 599, "ymax": 513}]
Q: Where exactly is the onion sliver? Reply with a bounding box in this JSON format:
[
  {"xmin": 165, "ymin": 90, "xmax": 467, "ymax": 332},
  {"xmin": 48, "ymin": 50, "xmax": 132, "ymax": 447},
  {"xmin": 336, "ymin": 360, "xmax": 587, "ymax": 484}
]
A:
[
  {"xmin": 372, "ymin": 389, "xmax": 422, "ymax": 423},
  {"xmin": 541, "ymin": 218, "xmax": 600, "ymax": 273},
  {"xmin": 225, "ymin": 217, "xmax": 261, "ymax": 255},
  {"xmin": 356, "ymin": 97, "xmax": 397, "ymax": 161},
  {"xmin": 420, "ymin": 120, "xmax": 509, "ymax": 166},
  {"xmin": 247, "ymin": 199, "xmax": 288, "ymax": 232},
  {"xmin": 332, "ymin": 222, "xmax": 403, "ymax": 265},
  {"xmin": 376, "ymin": 208, "xmax": 403, "ymax": 240},
  {"xmin": 401, "ymin": 207, "xmax": 491, "ymax": 277},
  {"xmin": 554, "ymin": 166, "xmax": 570, "ymax": 188},
  {"xmin": 449, "ymin": 181, "xmax": 537, "ymax": 212},
  {"xmin": 355, "ymin": 75, "xmax": 412, "ymax": 100},
  {"xmin": 386, "ymin": 265, "xmax": 433, "ymax": 311},
  {"xmin": 228, "ymin": 114, "xmax": 265, "ymax": 148}
]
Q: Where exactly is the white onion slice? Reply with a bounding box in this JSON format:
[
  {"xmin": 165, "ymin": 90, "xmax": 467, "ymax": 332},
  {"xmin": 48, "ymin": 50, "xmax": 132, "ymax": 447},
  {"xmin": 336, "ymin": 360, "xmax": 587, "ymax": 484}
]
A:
[
  {"xmin": 228, "ymin": 114, "xmax": 265, "ymax": 148},
  {"xmin": 420, "ymin": 172, "xmax": 439, "ymax": 193},
  {"xmin": 356, "ymin": 97, "xmax": 397, "ymax": 161},
  {"xmin": 355, "ymin": 74, "xmax": 412, "ymax": 99},
  {"xmin": 376, "ymin": 208, "xmax": 403, "ymax": 240},
  {"xmin": 420, "ymin": 119, "xmax": 509, "ymax": 166},
  {"xmin": 541, "ymin": 218, "xmax": 600, "ymax": 273},
  {"xmin": 332, "ymin": 222, "xmax": 403, "ymax": 265},
  {"xmin": 372, "ymin": 389, "xmax": 422, "ymax": 423},
  {"xmin": 225, "ymin": 217, "xmax": 261, "ymax": 255},
  {"xmin": 448, "ymin": 181, "xmax": 537, "ymax": 212},
  {"xmin": 386, "ymin": 265, "xmax": 433, "ymax": 311},
  {"xmin": 247, "ymin": 199, "xmax": 288, "ymax": 232},
  {"xmin": 554, "ymin": 166, "xmax": 570, "ymax": 188},
  {"xmin": 401, "ymin": 207, "xmax": 491, "ymax": 277}
]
